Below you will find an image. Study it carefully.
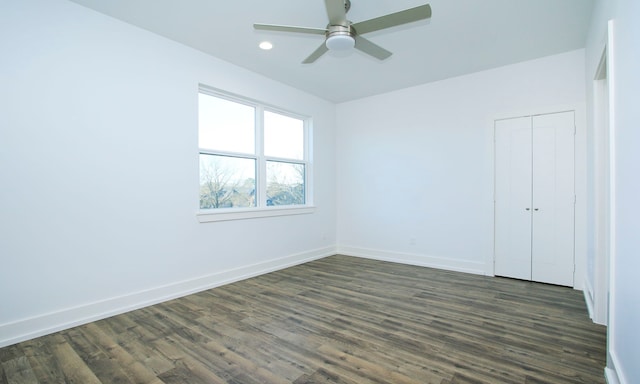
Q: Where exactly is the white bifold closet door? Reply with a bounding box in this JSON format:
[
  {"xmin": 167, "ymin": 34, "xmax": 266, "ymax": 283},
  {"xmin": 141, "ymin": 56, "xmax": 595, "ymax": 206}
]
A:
[{"xmin": 494, "ymin": 111, "xmax": 575, "ymax": 287}]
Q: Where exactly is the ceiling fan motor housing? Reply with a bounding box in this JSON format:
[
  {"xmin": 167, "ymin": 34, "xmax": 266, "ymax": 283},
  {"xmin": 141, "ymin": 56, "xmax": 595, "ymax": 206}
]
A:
[{"xmin": 325, "ymin": 25, "xmax": 355, "ymax": 50}]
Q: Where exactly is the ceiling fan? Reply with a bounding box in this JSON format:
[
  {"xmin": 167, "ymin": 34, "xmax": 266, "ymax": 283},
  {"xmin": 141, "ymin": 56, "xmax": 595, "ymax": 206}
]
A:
[{"xmin": 254, "ymin": 0, "xmax": 432, "ymax": 64}]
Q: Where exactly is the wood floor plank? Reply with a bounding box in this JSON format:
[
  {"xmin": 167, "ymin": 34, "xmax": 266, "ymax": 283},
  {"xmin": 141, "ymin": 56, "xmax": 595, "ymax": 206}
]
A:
[
  {"xmin": 1, "ymin": 356, "xmax": 38, "ymax": 384},
  {"xmin": 63, "ymin": 326, "xmax": 136, "ymax": 383},
  {"xmin": 97, "ymin": 315, "xmax": 176, "ymax": 377},
  {"xmin": 149, "ymin": 336, "xmax": 228, "ymax": 384},
  {"xmin": 81, "ymin": 322, "xmax": 165, "ymax": 384},
  {"xmin": 0, "ymin": 365, "xmax": 7, "ymax": 384},
  {"xmin": 48, "ymin": 334, "xmax": 102, "ymax": 384},
  {"xmin": 20, "ymin": 338, "xmax": 67, "ymax": 384},
  {"xmin": 141, "ymin": 306, "xmax": 289, "ymax": 383},
  {"xmin": 0, "ymin": 255, "xmax": 606, "ymax": 383}
]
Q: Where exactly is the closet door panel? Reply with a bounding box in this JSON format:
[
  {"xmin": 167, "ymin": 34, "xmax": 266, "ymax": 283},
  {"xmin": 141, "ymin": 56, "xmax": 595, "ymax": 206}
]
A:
[
  {"xmin": 494, "ymin": 117, "xmax": 532, "ymax": 280},
  {"xmin": 531, "ymin": 112, "xmax": 575, "ymax": 286}
]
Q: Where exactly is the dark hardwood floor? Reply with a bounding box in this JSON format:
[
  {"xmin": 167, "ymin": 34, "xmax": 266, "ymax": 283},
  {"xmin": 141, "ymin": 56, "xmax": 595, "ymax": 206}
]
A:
[{"xmin": 0, "ymin": 255, "xmax": 606, "ymax": 383}]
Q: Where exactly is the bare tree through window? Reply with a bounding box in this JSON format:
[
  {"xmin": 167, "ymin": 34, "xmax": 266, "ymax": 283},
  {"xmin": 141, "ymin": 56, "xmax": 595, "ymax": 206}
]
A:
[{"xmin": 199, "ymin": 155, "xmax": 255, "ymax": 209}]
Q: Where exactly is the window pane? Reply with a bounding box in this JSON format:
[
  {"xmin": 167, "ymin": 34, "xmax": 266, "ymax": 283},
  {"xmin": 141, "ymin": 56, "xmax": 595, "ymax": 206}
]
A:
[
  {"xmin": 199, "ymin": 93, "xmax": 255, "ymax": 154},
  {"xmin": 266, "ymin": 161, "xmax": 305, "ymax": 206},
  {"xmin": 264, "ymin": 111, "xmax": 304, "ymax": 160},
  {"xmin": 199, "ymin": 154, "xmax": 256, "ymax": 209}
]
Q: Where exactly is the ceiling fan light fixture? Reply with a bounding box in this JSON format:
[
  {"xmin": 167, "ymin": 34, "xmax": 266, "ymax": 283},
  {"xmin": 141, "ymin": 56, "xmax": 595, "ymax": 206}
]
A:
[{"xmin": 325, "ymin": 33, "xmax": 355, "ymax": 51}]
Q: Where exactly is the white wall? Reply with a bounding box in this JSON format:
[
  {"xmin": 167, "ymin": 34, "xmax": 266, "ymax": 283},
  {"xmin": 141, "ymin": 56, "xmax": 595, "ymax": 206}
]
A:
[
  {"xmin": 0, "ymin": 0, "xmax": 336, "ymax": 347},
  {"xmin": 336, "ymin": 50, "xmax": 586, "ymax": 278},
  {"xmin": 586, "ymin": 1, "xmax": 640, "ymax": 383}
]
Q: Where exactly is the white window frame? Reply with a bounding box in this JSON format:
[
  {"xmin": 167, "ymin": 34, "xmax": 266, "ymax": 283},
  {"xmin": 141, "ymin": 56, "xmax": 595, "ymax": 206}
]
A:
[{"xmin": 196, "ymin": 86, "xmax": 314, "ymax": 223}]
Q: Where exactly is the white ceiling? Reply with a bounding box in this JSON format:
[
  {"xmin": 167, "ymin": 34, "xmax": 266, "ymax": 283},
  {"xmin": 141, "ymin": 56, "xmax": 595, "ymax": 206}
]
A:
[{"xmin": 69, "ymin": 0, "xmax": 594, "ymax": 103}]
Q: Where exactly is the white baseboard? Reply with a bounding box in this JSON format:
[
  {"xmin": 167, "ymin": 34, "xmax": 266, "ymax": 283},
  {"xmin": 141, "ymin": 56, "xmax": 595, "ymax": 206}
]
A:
[
  {"xmin": 605, "ymin": 368, "xmax": 621, "ymax": 384},
  {"xmin": 0, "ymin": 246, "xmax": 336, "ymax": 348},
  {"xmin": 605, "ymin": 350, "xmax": 628, "ymax": 384},
  {"xmin": 337, "ymin": 246, "xmax": 486, "ymax": 276},
  {"xmin": 583, "ymin": 276, "xmax": 595, "ymax": 321}
]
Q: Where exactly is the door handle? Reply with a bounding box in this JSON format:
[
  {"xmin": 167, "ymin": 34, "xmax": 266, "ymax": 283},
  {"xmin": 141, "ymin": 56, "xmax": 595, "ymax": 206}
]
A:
[
  {"xmin": 534, "ymin": 208, "xmax": 539, "ymax": 211},
  {"xmin": 525, "ymin": 208, "xmax": 530, "ymax": 211}
]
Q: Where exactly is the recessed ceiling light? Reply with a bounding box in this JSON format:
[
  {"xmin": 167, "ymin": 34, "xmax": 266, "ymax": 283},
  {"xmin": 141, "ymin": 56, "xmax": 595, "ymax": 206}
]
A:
[{"xmin": 259, "ymin": 41, "xmax": 273, "ymax": 50}]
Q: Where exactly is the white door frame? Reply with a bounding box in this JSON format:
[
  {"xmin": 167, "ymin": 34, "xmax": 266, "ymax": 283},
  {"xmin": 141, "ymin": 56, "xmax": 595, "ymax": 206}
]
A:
[{"xmin": 590, "ymin": 43, "xmax": 612, "ymax": 326}]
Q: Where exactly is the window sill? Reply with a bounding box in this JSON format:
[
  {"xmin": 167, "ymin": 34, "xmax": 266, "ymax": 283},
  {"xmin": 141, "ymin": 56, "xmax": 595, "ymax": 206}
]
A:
[{"xmin": 196, "ymin": 206, "xmax": 316, "ymax": 223}]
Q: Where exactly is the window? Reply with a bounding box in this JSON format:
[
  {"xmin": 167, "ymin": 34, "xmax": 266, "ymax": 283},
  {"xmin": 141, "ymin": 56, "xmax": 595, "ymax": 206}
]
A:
[{"xmin": 197, "ymin": 87, "xmax": 312, "ymax": 221}]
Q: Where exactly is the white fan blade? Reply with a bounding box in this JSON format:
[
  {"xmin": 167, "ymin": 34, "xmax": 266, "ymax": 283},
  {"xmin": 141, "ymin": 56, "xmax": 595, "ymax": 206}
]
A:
[
  {"xmin": 352, "ymin": 4, "xmax": 431, "ymax": 35},
  {"xmin": 302, "ymin": 43, "xmax": 329, "ymax": 64},
  {"xmin": 254, "ymin": 23, "xmax": 327, "ymax": 35},
  {"xmin": 354, "ymin": 35, "xmax": 392, "ymax": 60}
]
